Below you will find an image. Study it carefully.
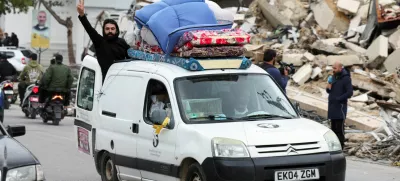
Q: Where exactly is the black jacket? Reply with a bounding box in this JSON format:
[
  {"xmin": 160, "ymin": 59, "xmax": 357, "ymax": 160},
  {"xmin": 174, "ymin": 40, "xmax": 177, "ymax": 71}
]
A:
[
  {"xmin": 0, "ymin": 60, "xmax": 17, "ymax": 82},
  {"xmin": 326, "ymin": 69, "xmax": 353, "ymax": 120},
  {"xmin": 78, "ymin": 15, "xmax": 130, "ymax": 81}
]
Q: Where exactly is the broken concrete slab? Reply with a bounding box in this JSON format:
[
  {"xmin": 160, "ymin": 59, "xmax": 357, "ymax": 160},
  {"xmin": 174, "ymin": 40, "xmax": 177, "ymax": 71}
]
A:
[
  {"xmin": 337, "ymin": 0, "xmax": 360, "ymax": 15},
  {"xmin": 311, "ymin": 40, "xmax": 347, "ymax": 55},
  {"xmin": 366, "ymin": 35, "xmax": 389, "ymax": 68},
  {"xmin": 286, "ymin": 87, "xmax": 382, "ymax": 131},
  {"xmin": 350, "ymin": 93, "xmax": 369, "ymax": 102},
  {"xmin": 383, "ymin": 49, "xmax": 400, "ymax": 74},
  {"xmin": 388, "ymin": 28, "xmax": 400, "ymax": 49},
  {"xmin": 233, "ymin": 14, "xmax": 246, "ymax": 22},
  {"xmin": 244, "ymin": 44, "xmax": 264, "ymax": 57},
  {"xmin": 340, "ymin": 41, "xmax": 367, "ymax": 54},
  {"xmin": 311, "ymin": 67, "xmax": 322, "ymax": 79},
  {"xmin": 346, "ymin": 133, "xmax": 375, "ymax": 143},
  {"xmin": 280, "ymin": 0, "xmax": 308, "ymax": 26},
  {"xmin": 347, "ymin": 15, "xmax": 362, "ymax": 37},
  {"xmin": 292, "ymin": 64, "xmax": 313, "ymax": 85},
  {"xmin": 282, "ymin": 54, "xmax": 305, "ymax": 66},
  {"xmin": 324, "ymin": 0, "xmax": 351, "ymax": 32},
  {"xmin": 304, "ymin": 52, "xmax": 315, "ymax": 61},
  {"xmin": 327, "ymin": 55, "xmax": 363, "ymax": 66},
  {"xmin": 311, "ymin": 0, "xmax": 335, "ymax": 29},
  {"xmin": 258, "ymin": 0, "xmax": 293, "ymax": 28}
]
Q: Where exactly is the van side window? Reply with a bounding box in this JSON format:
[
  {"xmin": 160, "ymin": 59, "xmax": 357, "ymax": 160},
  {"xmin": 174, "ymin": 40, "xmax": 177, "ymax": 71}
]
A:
[
  {"xmin": 77, "ymin": 68, "xmax": 95, "ymax": 111},
  {"xmin": 143, "ymin": 79, "xmax": 170, "ymax": 125}
]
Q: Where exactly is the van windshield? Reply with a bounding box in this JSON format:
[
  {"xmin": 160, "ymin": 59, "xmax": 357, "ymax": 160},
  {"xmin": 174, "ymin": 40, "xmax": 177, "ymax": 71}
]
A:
[{"xmin": 174, "ymin": 74, "xmax": 298, "ymax": 123}]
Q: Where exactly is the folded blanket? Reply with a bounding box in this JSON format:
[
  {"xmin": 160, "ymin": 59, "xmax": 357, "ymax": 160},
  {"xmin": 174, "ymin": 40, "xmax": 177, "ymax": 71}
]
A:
[
  {"xmin": 176, "ymin": 29, "xmax": 251, "ymax": 49},
  {"xmin": 136, "ymin": 41, "xmax": 164, "ymax": 54},
  {"xmin": 172, "ymin": 46, "xmax": 244, "ymax": 58}
]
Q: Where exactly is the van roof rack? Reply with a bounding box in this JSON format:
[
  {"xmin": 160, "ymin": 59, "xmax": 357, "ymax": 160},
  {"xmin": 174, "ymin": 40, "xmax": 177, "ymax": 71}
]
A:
[{"xmin": 126, "ymin": 48, "xmax": 251, "ymax": 71}]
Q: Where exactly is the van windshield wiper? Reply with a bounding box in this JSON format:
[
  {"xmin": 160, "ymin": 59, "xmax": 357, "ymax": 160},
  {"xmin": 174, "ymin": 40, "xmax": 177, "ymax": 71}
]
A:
[
  {"xmin": 239, "ymin": 114, "xmax": 293, "ymax": 120},
  {"xmin": 190, "ymin": 115, "xmax": 235, "ymax": 121}
]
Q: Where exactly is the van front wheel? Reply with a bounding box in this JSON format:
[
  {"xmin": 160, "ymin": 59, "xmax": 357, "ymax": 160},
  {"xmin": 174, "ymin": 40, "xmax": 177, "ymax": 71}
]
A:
[
  {"xmin": 100, "ymin": 152, "xmax": 119, "ymax": 181},
  {"xmin": 184, "ymin": 163, "xmax": 207, "ymax": 181}
]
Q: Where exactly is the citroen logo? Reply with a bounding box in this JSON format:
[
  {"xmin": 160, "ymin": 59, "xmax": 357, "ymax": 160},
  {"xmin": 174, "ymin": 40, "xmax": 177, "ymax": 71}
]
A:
[
  {"xmin": 257, "ymin": 123, "xmax": 279, "ymax": 128},
  {"xmin": 286, "ymin": 145, "xmax": 298, "ymax": 155}
]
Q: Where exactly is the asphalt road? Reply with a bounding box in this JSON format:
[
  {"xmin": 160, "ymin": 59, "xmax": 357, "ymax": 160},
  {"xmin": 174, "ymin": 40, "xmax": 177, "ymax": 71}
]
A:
[{"xmin": 2, "ymin": 105, "xmax": 400, "ymax": 181}]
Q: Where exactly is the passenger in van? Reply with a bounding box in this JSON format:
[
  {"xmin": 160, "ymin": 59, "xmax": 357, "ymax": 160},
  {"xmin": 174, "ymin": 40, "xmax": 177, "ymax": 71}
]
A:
[
  {"xmin": 77, "ymin": 0, "xmax": 130, "ymax": 81},
  {"xmin": 230, "ymin": 84, "xmax": 251, "ymax": 118}
]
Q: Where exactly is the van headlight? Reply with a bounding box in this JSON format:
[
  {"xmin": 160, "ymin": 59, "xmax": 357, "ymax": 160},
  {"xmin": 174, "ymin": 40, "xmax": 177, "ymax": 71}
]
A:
[
  {"xmin": 211, "ymin": 137, "xmax": 250, "ymax": 157},
  {"xmin": 6, "ymin": 164, "xmax": 45, "ymax": 181},
  {"xmin": 323, "ymin": 130, "xmax": 342, "ymax": 152}
]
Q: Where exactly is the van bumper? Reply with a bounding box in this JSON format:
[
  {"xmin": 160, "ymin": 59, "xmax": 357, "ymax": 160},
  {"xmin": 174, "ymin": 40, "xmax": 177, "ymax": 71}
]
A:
[{"xmin": 201, "ymin": 152, "xmax": 345, "ymax": 181}]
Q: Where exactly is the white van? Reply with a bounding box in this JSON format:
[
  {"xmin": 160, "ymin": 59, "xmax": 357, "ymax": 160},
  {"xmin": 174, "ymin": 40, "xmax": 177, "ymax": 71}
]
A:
[{"xmin": 74, "ymin": 56, "xmax": 346, "ymax": 181}]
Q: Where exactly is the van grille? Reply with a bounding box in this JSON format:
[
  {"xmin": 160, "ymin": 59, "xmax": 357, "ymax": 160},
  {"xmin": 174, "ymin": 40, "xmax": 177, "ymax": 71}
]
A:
[{"xmin": 255, "ymin": 142, "xmax": 320, "ymax": 154}]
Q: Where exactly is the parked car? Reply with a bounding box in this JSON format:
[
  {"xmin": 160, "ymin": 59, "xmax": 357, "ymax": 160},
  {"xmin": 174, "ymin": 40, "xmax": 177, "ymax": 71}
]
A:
[
  {"xmin": 0, "ymin": 46, "xmax": 33, "ymax": 72},
  {"xmin": 0, "ymin": 122, "xmax": 45, "ymax": 180}
]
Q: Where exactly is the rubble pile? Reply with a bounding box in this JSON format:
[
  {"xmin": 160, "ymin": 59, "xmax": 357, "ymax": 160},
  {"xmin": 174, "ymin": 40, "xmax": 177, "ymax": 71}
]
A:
[
  {"xmin": 233, "ymin": 0, "xmax": 400, "ymax": 164},
  {"xmin": 235, "ymin": 0, "xmax": 400, "ymax": 114},
  {"xmin": 345, "ymin": 106, "xmax": 400, "ymax": 165}
]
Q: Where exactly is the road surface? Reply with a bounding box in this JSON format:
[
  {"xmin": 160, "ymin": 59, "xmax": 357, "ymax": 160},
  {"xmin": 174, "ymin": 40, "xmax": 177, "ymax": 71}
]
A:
[{"xmin": 2, "ymin": 105, "xmax": 400, "ymax": 181}]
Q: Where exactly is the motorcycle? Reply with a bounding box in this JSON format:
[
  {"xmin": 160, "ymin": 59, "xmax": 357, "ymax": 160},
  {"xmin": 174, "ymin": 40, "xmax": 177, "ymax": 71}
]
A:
[
  {"xmin": 0, "ymin": 80, "xmax": 14, "ymax": 109},
  {"xmin": 40, "ymin": 90, "xmax": 67, "ymax": 125},
  {"xmin": 21, "ymin": 83, "xmax": 40, "ymax": 119}
]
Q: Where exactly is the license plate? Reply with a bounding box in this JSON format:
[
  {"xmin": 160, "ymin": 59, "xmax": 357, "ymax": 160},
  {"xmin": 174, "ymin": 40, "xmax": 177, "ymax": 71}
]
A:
[
  {"xmin": 275, "ymin": 169, "xmax": 319, "ymax": 181},
  {"xmin": 4, "ymin": 90, "xmax": 13, "ymax": 94},
  {"xmin": 30, "ymin": 97, "xmax": 39, "ymax": 102}
]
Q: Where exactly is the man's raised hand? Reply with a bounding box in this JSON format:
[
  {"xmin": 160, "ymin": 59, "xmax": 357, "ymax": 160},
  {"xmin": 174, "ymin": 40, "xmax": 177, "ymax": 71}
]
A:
[{"xmin": 77, "ymin": 0, "xmax": 85, "ymax": 16}]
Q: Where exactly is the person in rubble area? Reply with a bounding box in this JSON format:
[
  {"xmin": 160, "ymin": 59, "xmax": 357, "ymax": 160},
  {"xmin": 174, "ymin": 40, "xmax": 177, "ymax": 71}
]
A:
[
  {"xmin": 258, "ymin": 49, "xmax": 288, "ymax": 93},
  {"xmin": 77, "ymin": 0, "xmax": 130, "ymax": 82},
  {"xmin": 326, "ymin": 61, "xmax": 353, "ymax": 149}
]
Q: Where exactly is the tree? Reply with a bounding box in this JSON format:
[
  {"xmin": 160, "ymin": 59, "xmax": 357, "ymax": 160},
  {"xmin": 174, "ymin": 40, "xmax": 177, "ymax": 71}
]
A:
[
  {"xmin": 38, "ymin": 0, "xmax": 76, "ymax": 65},
  {"xmin": 0, "ymin": 0, "xmax": 33, "ymax": 15}
]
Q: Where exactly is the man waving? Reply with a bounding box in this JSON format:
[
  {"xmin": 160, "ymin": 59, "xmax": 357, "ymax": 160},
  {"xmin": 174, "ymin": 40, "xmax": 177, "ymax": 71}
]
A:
[{"xmin": 77, "ymin": 0, "xmax": 130, "ymax": 81}]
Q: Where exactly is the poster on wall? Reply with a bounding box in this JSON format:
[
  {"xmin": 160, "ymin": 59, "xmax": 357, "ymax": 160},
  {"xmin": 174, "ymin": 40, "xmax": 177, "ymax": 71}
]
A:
[{"xmin": 31, "ymin": 9, "xmax": 50, "ymax": 48}]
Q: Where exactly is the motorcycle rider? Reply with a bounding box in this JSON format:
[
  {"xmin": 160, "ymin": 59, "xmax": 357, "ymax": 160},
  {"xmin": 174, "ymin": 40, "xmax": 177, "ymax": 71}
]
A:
[
  {"xmin": 38, "ymin": 56, "xmax": 56, "ymax": 104},
  {"xmin": 41, "ymin": 54, "xmax": 73, "ymax": 107},
  {"xmin": 18, "ymin": 53, "xmax": 44, "ymax": 106},
  {"xmin": 0, "ymin": 53, "xmax": 17, "ymax": 82}
]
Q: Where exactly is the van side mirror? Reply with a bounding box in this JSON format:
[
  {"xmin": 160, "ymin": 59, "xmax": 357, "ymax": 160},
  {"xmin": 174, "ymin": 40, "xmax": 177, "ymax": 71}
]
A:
[
  {"xmin": 7, "ymin": 125, "xmax": 26, "ymax": 137},
  {"xmin": 150, "ymin": 109, "xmax": 175, "ymax": 129}
]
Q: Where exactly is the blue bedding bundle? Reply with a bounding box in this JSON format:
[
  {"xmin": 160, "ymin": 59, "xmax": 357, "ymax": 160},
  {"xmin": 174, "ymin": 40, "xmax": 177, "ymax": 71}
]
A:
[{"xmin": 134, "ymin": 0, "xmax": 233, "ymax": 55}]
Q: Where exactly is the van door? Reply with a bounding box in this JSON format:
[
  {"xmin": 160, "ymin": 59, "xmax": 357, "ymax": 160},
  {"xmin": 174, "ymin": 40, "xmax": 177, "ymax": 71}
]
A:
[
  {"xmin": 74, "ymin": 56, "xmax": 102, "ymax": 157},
  {"xmin": 137, "ymin": 76, "xmax": 179, "ymax": 181},
  {"xmin": 98, "ymin": 72, "xmax": 146, "ymax": 181}
]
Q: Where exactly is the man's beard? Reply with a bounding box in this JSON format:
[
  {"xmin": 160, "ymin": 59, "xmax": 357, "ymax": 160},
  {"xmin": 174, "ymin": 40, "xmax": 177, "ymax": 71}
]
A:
[{"xmin": 105, "ymin": 32, "xmax": 118, "ymax": 41}]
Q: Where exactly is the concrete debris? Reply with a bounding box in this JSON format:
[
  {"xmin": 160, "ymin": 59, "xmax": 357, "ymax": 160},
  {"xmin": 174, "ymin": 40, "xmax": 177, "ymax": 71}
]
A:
[
  {"xmin": 327, "ymin": 55, "xmax": 363, "ymax": 66},
  {"xmin": 384, "ymin": 49, "xmax": 400, "ymax": 74},
  {"xmin": 239, "ymin": 0, "xmax": 400, "ymax": 151},
  {"xmin": 344, "ymin": 107, "xmax": 400, "ymax": 165},
  {"xmin": 337, "ymin": 0, "xmax": 360, "ymax": 15},
  {"xmin": 292, "ymin": 64, "xmax": 313, "ymax": 85},
  {"xmin": 350, "ymin": 93, "xmax": 369, "ymax": 102},
  {"xmin": 388, "ymin": 28, "xmax": 400, "ymax": 50},
  {"xmin": 311, "ymin": 0, "xmax": 335, "ymax": 29},
  {"xmin": 365, "ymin": 35, "xmax": 388, "ymax": 68}
]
